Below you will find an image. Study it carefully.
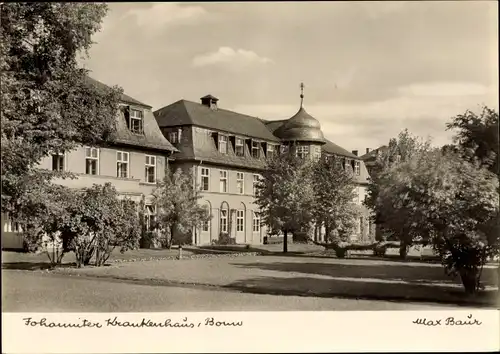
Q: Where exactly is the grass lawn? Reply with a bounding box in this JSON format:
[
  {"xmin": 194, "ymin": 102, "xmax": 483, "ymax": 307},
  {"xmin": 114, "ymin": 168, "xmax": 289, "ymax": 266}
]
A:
[
  {"xmin": 2, "ymin": 270, "xmax": 459, "ymax": 311},
  {"xmin": 46, "ymin": 255, "xmax": 499, "ymax": 307},
  {"xmin": 3, "ymin": 246, "xmax": 499, "ymax": 308}
]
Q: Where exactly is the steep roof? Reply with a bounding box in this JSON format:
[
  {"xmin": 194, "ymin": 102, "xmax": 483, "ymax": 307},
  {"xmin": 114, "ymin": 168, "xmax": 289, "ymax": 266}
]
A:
[
  {"xmin": 154, "ymin": 99, "xmax": 280, "ymax": 142},
  {"xmin": 360, "ymin": 145, "xmax": 388, "ymax": 161},
  {"xmin": 323, "ymin": 139, "xmax": 358, "ymax": 159},
  {"xmin": 85, "ymin": 77, "xmax": 152, "ymax": 108},
  {"xmin": 85, "ymin": 77, "xmax": 176, "ymax": 153},
  {"xmin": 114, "ymin": 108, "xmax": 178, "ymax": 153},
  {"xmin": 263, "ymin": 119, "xmax": 286, "ymax": 134}
]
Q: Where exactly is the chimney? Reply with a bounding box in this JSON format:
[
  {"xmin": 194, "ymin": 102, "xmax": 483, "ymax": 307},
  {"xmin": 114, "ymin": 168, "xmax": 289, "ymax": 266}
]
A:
[
  {"xmin": 352, "ymin": 150, "xmax": 358, "ymax": 156},
  {"xmin": 200, "ymin": 94, "xmax": 219, "ymax": 110},
  {"xmin": 366, "ymin": 148, "xmax": 370, "ymax": 154}
]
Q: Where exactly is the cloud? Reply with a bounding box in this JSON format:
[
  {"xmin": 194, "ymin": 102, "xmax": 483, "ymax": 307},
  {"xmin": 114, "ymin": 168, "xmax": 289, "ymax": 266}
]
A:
[
  {"xmin": 398, "ymin": 82, "xmax": 490, "ymax": 97},
  {"xmin": 230, "ymin": 87, "xmax": 497, "ymax": 151},
  {"xmin": 125, "ymin": 3, "xmax": 207, "ymax": 30},
  {"xmin": 192, "ymin": 47, "xmax": 273, "ymax": 69}
]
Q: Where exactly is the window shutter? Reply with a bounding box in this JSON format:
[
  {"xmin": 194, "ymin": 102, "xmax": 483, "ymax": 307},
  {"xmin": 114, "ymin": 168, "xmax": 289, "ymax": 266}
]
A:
[
  {"xmin": 212, "ymin": 132, "xmax": 219, "ymax": 149},
  {"xmin": 229, "ymin": 136, "xmax": 236, "ymax": 153},
  {"xmin": 123, "ymin": 106, "xmax": 131, "ymax": 129}
]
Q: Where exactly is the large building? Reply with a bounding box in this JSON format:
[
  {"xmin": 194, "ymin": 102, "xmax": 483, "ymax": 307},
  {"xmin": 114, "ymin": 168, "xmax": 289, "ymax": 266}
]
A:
[
  {"xmin": 1, "ymin": 78, "xmax": 178, "ymax": 250},
  {"xmin": 154, "ymin": 90, "xmax": 374, "ymax": 246},
  {"xmin": 1, "ymin": 81, "xmax": 374, "ymax": 250}
]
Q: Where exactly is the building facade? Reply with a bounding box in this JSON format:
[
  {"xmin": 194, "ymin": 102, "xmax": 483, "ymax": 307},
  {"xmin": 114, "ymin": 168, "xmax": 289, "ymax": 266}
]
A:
[
  {"xmin": 1, "ymin": 78, "xmax": 177, "ymax": 250},
  {"xmin": 154, "ymin": 92, "xmax": 375, "ymax": 246},
  {"xmin": 2, "ymin": 80, "xmax": 375, "ymax": 250}
]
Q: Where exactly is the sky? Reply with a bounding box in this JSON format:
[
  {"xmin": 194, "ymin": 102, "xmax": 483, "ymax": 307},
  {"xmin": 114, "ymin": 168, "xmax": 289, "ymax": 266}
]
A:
[{"xmin": 81, "ymin": 1, "xmax": 499, "ymax": 153}]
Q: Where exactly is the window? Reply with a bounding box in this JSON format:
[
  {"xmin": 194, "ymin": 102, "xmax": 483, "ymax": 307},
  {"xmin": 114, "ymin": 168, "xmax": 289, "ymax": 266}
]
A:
[
  {"xmin": 202, "ymin": 219, "xmax": 209, "ymax": 232},
  {"xmin": 236, "ymin": 172, "xmax": 244, "ymax": 194},
  {"xmin": 201, "ymin": 168, "xmax": 210, "ymax": 191},
  {"xmin": 145, "ymin": 204, "xmax": 156, "ymax": 232},
  {"xmin": 220, "ymin": 209, "xmax": 228, "ymax": 233},
  {"xmin": 116, "ymin": 151, "xmax": 129, "ymax": 178},
  {"xmin": 85, "ymin": 147, "xmax": 99, "ymax": 175},
  {"xmin": 296, "ymin": 145, "xmax": 309, "ymax": 159},
  {"xmin": 236, "ymin": 210, "xmax": 244, "ymax": 232},
  {"xmin": 145, "ymin": 155, "xmax": 156, "ymax": 183},
  {"xmin": 281, "ymin": 144, "xmax": 289, "ymax": 154},
  {"xmin": 251, "ymin": 141, "xmax": 260, "ymax": 158},
  {"xmin": 3, "ymin": 217, "xmax": 21, "ymax": 233},
  {"xmin": 252, "ymin": 212, "xmax": 260, "ymax": 232},
  {"xmin": 219, "ymin": 170, "xmax": 228, "ymax": 193},
  {"xmin": 354, "ymin": 161, "xmax": 361, "ymax": 175},
  {"xmin": 168, "ymin": 131, "xmax": 178, "ymax": 144},
  {"xmin": 218, "ymin": 135, "xmax": 228, "ymax": 154},
  {"xmin": 235, "ymin": 138, "xmax": 244, "ymax": 156},
  {"xmin": 267, "ymin": 144, "xmax": 275, "ymax": 158},
  {"xmin": 344, "ymin": 159, "xmax": 352, "ymax": 172},
  {"xmin": 129, "ymin": 109, "xmax": 144, "ymax": 134},
  {"xmin": 253, "ymin": 174, "xmax": 260, "ymax": 196},
  {"xmin": 52, "ymin": 153, "xmax": 64, "ymax": 171},
  {"xmin": 312, "ymin": 146, "xmax": 321, "ymax": 161}
]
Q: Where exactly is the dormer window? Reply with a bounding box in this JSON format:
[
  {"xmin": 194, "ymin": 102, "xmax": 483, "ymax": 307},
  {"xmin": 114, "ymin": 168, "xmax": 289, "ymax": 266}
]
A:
[
  {"xmin": 354, "ymin": 160, "xmax": 361, "ymax": 175},
  {"xmin": 218, "ymin": 135, "xmax": 228, "ymax": 154},
  {"xmin": 251, "ymin": 141, "xmax": 260, "ymax": 158},
  {"xmin": 235, "ymin": 137, "xmax": 245, "ymax": 156},
  {"xmin": 267, "ymin": 144, "xmax": 275, "ymax": 158},
  {"xmin": 344, "ymin": 158, "xmax": 353, "ymax": 172},
  {"xmin": 168, "ymin": 131, "xmax": 179, "ymax": 144},
  {"xmin": 129, "ymin": 109, "xmax": 144, "ymax": 134}
]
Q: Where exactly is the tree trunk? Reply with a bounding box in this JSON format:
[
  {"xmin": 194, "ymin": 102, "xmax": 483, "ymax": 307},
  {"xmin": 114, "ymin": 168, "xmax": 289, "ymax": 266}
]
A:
[
  {"xmin": 283, "ymin": 230, "xmax": 288, "ymax": 253},
  {"xmin": 399, "ymin": 241, "xmax": 408, "ymax": 259},
  {"xmin": 169, "ymin": 225, "xmax": 174, "ymax": 250},
  {"xmin": 459, "ymin": 268, "xmax": 480, "ymax": 294},
  {"xmin": 325, "ymin": 224, "xmax": 331, "ymax": 243}
]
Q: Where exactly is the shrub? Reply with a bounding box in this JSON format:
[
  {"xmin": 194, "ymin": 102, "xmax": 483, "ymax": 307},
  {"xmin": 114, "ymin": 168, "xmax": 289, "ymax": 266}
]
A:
[
  {"xmin": 373, "ymin": 244, "xmax": 387, "ymax": 257},
  {"xmin": 213, "ymin": 232, "xmax": 236, "ymax": 245},
  {"xmin": 335, "ymin": 247, "xmax": 348, "ymax": 258}
]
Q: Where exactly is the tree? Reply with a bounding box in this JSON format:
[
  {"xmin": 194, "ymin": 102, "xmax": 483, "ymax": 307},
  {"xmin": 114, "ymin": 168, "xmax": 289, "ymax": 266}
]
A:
[
  {"xmin": 377, "ymin": 148, "xmax": 499, "ymax": 293},
  {"xmin": 1, "ymin": 3, "xmax": 123, "ymax": 218},
  {"xmin": 18, "ymin": 183, "xmax": 141, "ymax": 267},
  {"xmin": 255, "ymin": 153, "xmax": 315, "ymax": 253},
  {"xmin": 16, "ymin": 182, "xmax": 74, "ymax": 266},
  {"xmin": 153, "ymin": 168, "xmax": 210, "ymax": 248},
  {"xmin": 62, "ymin": 183, "xmax": 141, "ymax": 267},
  {"xmin": 446, "ymin": 106, "xmax": 499, "ymax": 177},
  {"xmin": 365, "ymin": 129, "xmax": 432, "ymax": 257},
  {"xmin": 311, "ymin": 156, "xmax": 359, "ymax": 244}
]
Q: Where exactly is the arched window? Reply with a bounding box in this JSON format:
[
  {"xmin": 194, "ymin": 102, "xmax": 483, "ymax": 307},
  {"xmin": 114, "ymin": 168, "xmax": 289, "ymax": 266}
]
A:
[{"xmin": 220, "ymin": 202, "xmax": 229, "ymax": 233}]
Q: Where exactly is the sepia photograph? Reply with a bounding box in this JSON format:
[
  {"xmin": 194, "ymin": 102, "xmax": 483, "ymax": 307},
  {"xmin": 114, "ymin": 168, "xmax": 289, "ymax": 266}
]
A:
[{"xmin": 1, "ymin": 1, "xmax": 499, "ymax": 345}]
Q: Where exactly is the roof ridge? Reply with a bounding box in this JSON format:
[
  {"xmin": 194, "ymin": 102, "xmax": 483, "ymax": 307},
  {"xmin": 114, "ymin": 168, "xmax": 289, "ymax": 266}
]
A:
[{"xmin": 181, "ymin": 99, "xmax": 265, "ymax": 121}]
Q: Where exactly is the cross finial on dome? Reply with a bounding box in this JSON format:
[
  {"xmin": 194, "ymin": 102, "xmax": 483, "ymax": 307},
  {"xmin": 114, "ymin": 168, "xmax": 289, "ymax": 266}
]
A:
[{"xmin": 300, "ymin": 82, "xmax": 305, "ymax": 108}]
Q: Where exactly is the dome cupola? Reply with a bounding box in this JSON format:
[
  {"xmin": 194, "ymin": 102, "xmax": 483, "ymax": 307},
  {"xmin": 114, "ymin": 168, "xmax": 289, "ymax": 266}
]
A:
[{"xmin": 275, "ymin": 83, "xmax": 326, "ymax": 144}]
